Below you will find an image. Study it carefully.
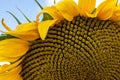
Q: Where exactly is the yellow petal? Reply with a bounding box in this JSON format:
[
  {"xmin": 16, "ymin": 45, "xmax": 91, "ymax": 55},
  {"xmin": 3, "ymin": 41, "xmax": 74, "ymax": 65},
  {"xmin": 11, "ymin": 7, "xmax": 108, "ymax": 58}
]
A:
[
  {"xmin": 111, "ymin": 4, "xmax": 120, "ymax": 21},
  {"xmin": 6, "ymin": 22, "xmax": 39, "ymax": 41},
  {"xmin": 40, "ymin": 6, "xmax": 63, "ymax": 21},
  {"xmin": 0, "ymin": 65, "xmax": 22, "ymax": 80},
  {"xmin": 0, "ymin": 38, "xmax": 29, "ymax": 57},
  {"xmin": 6, "ymin": 74, "xmax": 22, "ymax": 80},
  {"xmin": 38, "ymin": 19, "xmax": 57, "ymax": 40},
  {"xmin": 97, "ymin": 0, "xmax": 117, "ymax": 20},
  {"xmin": 78, "ymin": 0, "xmax": 96, "ymax": 16},
  {"xmin": 55, "ymin": 0, "xmax": 79, "ymax": 21},
  {"xmin": 0, "ymin": 58, "xmax": 22, "ymax": 73},
  {"xmin": 0, "ymin": 56, "xmax": 20, "ymax": 62}
]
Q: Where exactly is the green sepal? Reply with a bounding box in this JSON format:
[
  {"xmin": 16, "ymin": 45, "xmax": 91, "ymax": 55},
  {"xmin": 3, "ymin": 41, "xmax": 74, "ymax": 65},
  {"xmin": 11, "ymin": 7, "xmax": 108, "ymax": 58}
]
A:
[
  {"xmin": 0, "ymin": 34, "xmax": 15, "ymax": 41},
  {"xmin": 17, "ymin": 8, "xmax": 31, "ymax": 22},
  {"xmin": 7, "ymin": 11, "xmax": 21, "ymax": 24},
  {"xmin": 35, "ymin": 0, "xmax": 43, "ymax": 9},
  {"xmin": 42, "ymin": 13, "xmax": 53, "ymax": 21},
  {"xmin": 54, "ymin": 0, "xmax": 56, "ymax": 4},
  {"xmin": 116, "ymin": 0, "xmax": 118, "ymax": 6},
  {"xmin": 91, "ymin": 8, "xmax": 96, "ymax": 14}
]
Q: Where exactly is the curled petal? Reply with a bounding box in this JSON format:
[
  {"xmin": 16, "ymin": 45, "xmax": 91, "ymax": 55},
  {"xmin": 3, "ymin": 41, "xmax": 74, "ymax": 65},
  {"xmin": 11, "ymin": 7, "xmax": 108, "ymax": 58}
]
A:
[
  {"xmin": 6, "ymin": 22, "xmax": 39, "ymax": 41},
  {"xmin": 38, "ymin": 19, "xmax": 57, "ymax": 40},
  {"xmin": 41, "ymin": 6, "xmax": 63, "ymax": 21},
  {"xmin": 1, "ymin": 18, "xmax": 12, "ymax": 31},
  {"xmin": 0, "ymin": 38, "xmax": 29, "ymax": 57}
]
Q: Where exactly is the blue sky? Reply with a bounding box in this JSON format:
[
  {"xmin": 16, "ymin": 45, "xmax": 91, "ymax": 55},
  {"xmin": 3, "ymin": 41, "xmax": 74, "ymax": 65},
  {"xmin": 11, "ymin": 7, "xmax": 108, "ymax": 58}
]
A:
[
  {"xmin": 0, "ymin": 0, "xmax": 55, "ymax": 33},
  {"xmin": 0, "ymin": 0, "xmax": 120, "ymax": 33}
]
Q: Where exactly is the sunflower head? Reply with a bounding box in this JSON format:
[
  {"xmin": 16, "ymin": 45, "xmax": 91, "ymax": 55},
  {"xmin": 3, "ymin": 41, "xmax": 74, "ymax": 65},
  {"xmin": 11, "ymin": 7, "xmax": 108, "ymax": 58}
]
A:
[{"xmin": 0, "ymin": 0, "xmax": 120, "ymax": 80}]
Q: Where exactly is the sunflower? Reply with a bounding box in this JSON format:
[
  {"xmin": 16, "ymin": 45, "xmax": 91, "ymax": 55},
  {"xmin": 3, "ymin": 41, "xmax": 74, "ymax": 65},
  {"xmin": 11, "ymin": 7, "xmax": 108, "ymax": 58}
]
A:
[{"xmin": 0, "ymin": 0, "xmax": 120, "ymax": 80}]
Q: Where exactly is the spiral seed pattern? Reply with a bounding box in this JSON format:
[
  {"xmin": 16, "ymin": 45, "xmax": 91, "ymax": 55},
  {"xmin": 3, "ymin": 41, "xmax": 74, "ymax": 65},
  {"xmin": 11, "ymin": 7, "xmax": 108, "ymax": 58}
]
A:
[{"xmin": 21, "ymin": 16, "xmax": 120, "ymax": 80}]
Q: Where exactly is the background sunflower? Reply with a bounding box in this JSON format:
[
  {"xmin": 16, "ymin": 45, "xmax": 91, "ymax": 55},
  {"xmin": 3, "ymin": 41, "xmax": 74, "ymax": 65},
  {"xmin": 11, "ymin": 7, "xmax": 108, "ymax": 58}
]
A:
[{"xmin": 0, "ymin": 0, "xmax": 120, "ymax": 80}]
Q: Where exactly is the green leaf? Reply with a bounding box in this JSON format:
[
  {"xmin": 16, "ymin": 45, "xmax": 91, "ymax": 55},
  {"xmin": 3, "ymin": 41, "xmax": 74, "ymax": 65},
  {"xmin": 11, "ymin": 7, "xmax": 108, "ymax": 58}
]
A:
[
  {"xmin": 42, "ymin": 13, "xmax": 53, "ymax": 21},
  {"xmin": 17, "ymin": 8, "xmax": 31, "ymax": 22},
  {"xmin": 7, "ymin": 11, "xmax": 21, "ymax": 24}
]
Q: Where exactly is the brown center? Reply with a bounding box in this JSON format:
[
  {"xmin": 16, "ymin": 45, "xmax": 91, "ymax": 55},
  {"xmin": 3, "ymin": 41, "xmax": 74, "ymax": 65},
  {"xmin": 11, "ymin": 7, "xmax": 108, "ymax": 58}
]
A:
[{"xmin": 21, "ymin": 16, "xmax": 120, "ymax": 80}]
